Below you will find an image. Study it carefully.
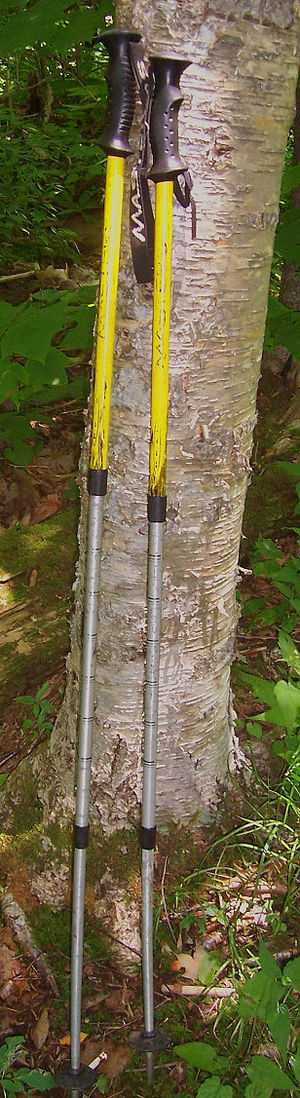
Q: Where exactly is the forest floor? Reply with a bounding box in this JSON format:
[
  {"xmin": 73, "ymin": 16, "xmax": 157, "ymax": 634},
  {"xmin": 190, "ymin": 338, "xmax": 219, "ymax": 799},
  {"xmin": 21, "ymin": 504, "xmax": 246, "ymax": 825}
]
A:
[{"xmin": 1, "ymin": 259, "xmax": 300, "ymax": 1095}]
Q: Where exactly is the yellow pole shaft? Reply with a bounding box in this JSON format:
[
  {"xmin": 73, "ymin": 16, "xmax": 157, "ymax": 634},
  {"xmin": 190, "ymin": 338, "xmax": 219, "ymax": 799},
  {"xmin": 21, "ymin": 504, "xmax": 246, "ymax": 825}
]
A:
[
  {"xmin": 90, "ymin": 155, "xmax": 125, "ymax": 472},
  {"xmin": 148, "ymin": 181, "xmax": 174, "ymax": 497}
]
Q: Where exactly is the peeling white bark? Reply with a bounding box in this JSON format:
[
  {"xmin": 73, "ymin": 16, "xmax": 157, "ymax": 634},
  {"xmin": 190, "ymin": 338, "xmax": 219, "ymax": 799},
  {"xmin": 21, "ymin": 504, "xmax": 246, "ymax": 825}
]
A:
[{"xmin": 49, "ymin": 1, "xmax": 300, "ymax": 830}]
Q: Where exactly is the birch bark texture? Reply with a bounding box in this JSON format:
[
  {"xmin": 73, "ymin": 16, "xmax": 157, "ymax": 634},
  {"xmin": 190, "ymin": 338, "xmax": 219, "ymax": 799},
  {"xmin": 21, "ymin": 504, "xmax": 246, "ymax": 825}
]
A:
[{"xmin": 52, "ymin": 0, "xmax": 300, "ymax": 829}]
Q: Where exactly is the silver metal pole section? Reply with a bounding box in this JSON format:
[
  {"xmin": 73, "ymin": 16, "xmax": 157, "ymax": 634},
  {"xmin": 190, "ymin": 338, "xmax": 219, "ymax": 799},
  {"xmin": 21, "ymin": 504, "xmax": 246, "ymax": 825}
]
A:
[
  {"xmin": 141, "ymin": 520, "xmax": 164, "ymax": 1042},
  {"xmin": 70, "ymin": 493, "xmax": 104, "ymax": 1097}
]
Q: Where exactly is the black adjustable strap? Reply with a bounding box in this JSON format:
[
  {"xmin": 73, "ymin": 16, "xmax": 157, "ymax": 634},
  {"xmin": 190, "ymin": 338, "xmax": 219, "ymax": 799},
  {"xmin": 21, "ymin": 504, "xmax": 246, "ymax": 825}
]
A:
[{"xmin": 129, "ymin": 43, "xmax": 155, "ymax": 284}]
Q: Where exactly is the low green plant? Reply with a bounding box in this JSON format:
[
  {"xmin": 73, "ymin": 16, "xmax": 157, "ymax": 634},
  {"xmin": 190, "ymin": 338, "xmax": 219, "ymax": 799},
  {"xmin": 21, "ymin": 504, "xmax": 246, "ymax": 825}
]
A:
[
  {"xmin": 0, "ymin": 284, "xmax": 96, "ymax": 463},
  {"xmin": 17, "ymin": 681, "xmax": 54, "ymax": 739},
  {"xmin": 175, "ymin": 946, "xmax": 300, "ymax": 1096},
  {"xmin": 0, "ymin": 1035, "xmax": 53, "ymax": 1095},
  {"xmin": 239, "ymin": 629, "xmax": 300, "ymax": 764}
]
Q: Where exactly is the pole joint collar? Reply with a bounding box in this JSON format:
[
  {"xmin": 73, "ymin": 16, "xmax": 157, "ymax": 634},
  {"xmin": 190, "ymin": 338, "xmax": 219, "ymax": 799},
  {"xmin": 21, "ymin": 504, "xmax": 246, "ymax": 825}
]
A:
[
  {"xmin": 130, "ymin": 1029, "xmax": 171, "ymax": 1053},
  {"xmin": 147, "ymin": 495, "xmax": 166, "ymax": 523},
  {"xmin": 140, "ymin": 825, "xmax": 156, "ymax": 850},
  {"xmin": 88, "ymin": 469, "xmax": 108, "ymax": 496}
]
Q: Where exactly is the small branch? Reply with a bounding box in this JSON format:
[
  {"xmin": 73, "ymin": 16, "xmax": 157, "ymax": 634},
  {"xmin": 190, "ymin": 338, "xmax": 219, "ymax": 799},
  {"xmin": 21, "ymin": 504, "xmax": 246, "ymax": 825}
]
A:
[
  {"xmin": 0, "ymin": 266, "xmax": 40, "ymax": 283},
  {"xmin": 1, "ymin": 892, "xmax": 59, "ymax": 997},
  {"xmin": 161, "ymin": 856, "xmax": 177, "ymax": 943}
]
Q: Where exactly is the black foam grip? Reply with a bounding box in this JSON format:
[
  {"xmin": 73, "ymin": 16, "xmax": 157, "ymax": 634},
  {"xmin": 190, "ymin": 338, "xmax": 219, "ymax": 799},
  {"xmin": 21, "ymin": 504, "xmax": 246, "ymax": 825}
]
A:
[
  {"xmin": 148, "ymin": 57, "xmax": 190, "ymax": 182},
  {"xmin": 100, "ymin": 29, "xmax": 141, "ymax": 157}
]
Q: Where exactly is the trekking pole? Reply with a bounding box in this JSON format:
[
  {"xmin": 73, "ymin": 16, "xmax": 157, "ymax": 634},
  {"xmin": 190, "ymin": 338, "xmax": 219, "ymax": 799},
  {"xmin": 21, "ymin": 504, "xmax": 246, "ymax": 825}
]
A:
[
  {"xmin": 132, "ymin": 56, "xmax": 191, "ymax": 1081},
  {"xmin": 55, "ymin": 28, "xmax": 140, "ymax": 1096}
]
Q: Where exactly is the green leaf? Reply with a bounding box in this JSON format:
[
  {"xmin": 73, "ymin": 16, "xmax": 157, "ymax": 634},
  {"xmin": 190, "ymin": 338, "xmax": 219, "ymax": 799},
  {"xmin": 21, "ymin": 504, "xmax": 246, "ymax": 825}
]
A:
[
  {"xmin": 15, "ymin": 1069, "xmax": 54, "ymax": 1090},
  {"xmin": 96, "ymin": 1077, "xmax": 109, "ymax": 1093},
  {"xmin": 283, "ymin": 956, "xmax": 300, "ymax": 992},
  {"xmin": 61, "ymin": 305, "xmax": 94, "ymax": 350},
  {"xmin": 1, "ymin": 302, "xmax": 67, "ymax": 362},
  {"xmin": 174, "ymin": 1042, "xmax": 228, "ymax": 1073},
  {"xmin": 273, "ymin": 680, "xmax": 300, "ymax": 730},
  {"xmin": 246, "ymin": 1054, "xmax": 291, "ymax": 1091},
  {"xmin": 196, "ymin": 1079, "xmax": 233, "ymax": 1098},
  {"xmin": 237, "ymin": 671, "xmax": 277, "ymax": 707},
  {"xmin": 278, "ymin": 631, "xmax": 300, "ymax": 676},
  {"xmin": 0, "ymin": 1037, "xmax": 24, "ymax": 1072},
  {"xmin": 197, "ymin": 950, "xmax": 223, "ymax": 987},
  {"xmin": 0, "ymin": 300, "xmax": 14, "ymax": 336},
  {"xmin": 246, "ymin": 722, "xmax": 263, "ymax": 739},
  {"xmin": 238, "ymin": 966, "xmax": 284, "ymax": 1022},
  {"xmin": 1, "ymin": 1081, "xmax": 22, "ymax": 1094},
  {"xmin": 267, "ymin": 1007, "xmax": 290, "ymax": 1059}
]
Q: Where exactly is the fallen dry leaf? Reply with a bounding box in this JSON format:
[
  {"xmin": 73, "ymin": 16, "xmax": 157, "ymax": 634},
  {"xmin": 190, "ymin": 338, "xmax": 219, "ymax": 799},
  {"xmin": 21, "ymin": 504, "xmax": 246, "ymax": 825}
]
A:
[
  {"xmin": 84, "ymin": 991, "xmax": 106, "ymax": 1011},
  {"xmin": 31, "ymin": 1007, "xmax": 49, "ymax": 1050},
  {"xmin": 59, "ymin": 1032, "xmax": 88, "ymax": 1047},
  {"xmin": 105, "ymin": 1043, "xmax": 132, "ymax": 1080},
  {"xmin": 32, "ymin": 494, "xmax": 60, "ymax": 524},
  {"xmin": 0, "ymin": 928, "xmax": 16, "ymax": 950},
  {"xmin": 0, "ymin": 944, "xmax": 24, "ymax": 1000},
  {"xmin": 81, "ymin": 1037, "xmax": 105, "ymax": 1065},
  {"xmin": 171, "ymin": 944, "xmax": 210, "ymax": 981}
]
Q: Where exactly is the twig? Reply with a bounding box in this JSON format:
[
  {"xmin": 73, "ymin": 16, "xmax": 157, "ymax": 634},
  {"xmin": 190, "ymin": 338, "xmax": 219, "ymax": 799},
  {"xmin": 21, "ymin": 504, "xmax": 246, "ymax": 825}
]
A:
[
  {"xmin": 0, "ymin": 267, "xmax": 40, "ymax": 283},
  {"xmin": 160, "ymin": 856, "xmax": 177, "ymax": 943},
  {"xmin": 1, "ymin": 892, "xmax": 59, "ymax": 997}
]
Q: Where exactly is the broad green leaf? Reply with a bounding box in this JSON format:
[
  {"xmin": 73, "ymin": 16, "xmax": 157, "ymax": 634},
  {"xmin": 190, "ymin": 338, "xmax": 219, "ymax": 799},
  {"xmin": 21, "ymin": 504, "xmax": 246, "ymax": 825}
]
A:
[
  {"xmin": 238, "ymin": 968, "xmax": 284, "ymax": 1022},
  {"xmin": 15, "ymin": 1068, "xmax": 54, "ymax": 1089},
  {"xmin": 245, "ymin": 1084, "xmax": 272, "ymax": 1098},
  {"xmin": 246, "ymin": 722, "xmax": 263, "ymax": 739},
  {"xmin": 237, "ymin": 671, "xmax": 277, "ymax": 707},
  {"xmin": 278, "ymin": 632, "xmax": 300, "ymax": 676},
  {"xmin": 196, "ymin": 1079, "xmax": 233, "ymax": 1098},
  {"xmin": 259, "ymin": 945, "xmax": 282, "ymax": 979},
  {"xmin": 174, "ymin": 1042, "xmax": 228, "ymax": 1073},
  {"xmin": 283, "ymin": 956, "xmax": 300, "ymax": 992},
  {"xmin": 96, "ymin": 1077, "xmax": 109, "ymax": 1093},
  {"xmin": 197, "ymin": 949, "xmax": 223, "ymax": 986},
  {"xmin": 0, "ymin": 299, "xmax": 14, "ymax": 336},
  {"xmin": 274, "ymin": 680, "xmax": 300, "ymax": 729},
  {"xmin": 246, "ymin": 1054, "xmax": 291, "ymax": 1091},
  {"xmin": 267, "ymin": 1007, "xmax": 290, "ymax": 1059},
  {"xmin": 1, "ymin": 1082, "xmax": 21, "ymax": 1095},
  {"xmin": 4, "ymin": 438, "xmax": 41, "ymax": 467},
  {"xmin": 1, "ymin": 303, "xmax": 66, "ymax": 362},
  {"xmin": 47, "ymin": 8, "xmax": 105, "ymax": 51},
  {"xmin": 0, "ymin": 1036, "xmax": 24, "ymax": 1071},
  {"xmin": 61, "ymin": 306, "xmax": 94, "ymax": 350}
]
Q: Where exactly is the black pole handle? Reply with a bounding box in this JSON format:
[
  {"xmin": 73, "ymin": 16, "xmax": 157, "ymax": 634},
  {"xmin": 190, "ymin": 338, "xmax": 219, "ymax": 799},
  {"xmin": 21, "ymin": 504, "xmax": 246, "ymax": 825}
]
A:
[
  {"xmin": 100, "ymin": 29, "xmax": 141, "ymax": 158},
  {"xmin": 148, "ymin": 57, "xmax": 190, "ymax": 183}
]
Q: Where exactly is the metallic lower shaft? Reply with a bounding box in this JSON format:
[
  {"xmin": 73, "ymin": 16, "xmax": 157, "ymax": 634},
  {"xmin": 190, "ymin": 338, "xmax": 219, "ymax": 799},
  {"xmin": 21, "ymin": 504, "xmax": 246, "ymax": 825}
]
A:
[
  {"xmin": 142, "ymin": 520, "xmax": 164, "ymax": 1040},
  {"xmin": 71, "ymin": 494, "xmax": 104, "ymax": 1089}
]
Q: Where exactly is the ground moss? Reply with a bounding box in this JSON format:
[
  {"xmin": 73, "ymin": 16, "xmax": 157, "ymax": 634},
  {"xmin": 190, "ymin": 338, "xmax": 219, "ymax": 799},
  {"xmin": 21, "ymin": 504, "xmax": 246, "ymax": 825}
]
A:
[
  {"xmin": 243, "ymin": 466, "xmax": 295, "ymax": 552},
  {"xmin": 8, "ymin": 768, "xmax": 44, "ymax": 836},
  {"xmin": 87, "ymin": 826, "xmax": 140, "ymax": 887},
  {"xmin": 0, "ymin": 506, "xmax": 78, "ymax": 716}
]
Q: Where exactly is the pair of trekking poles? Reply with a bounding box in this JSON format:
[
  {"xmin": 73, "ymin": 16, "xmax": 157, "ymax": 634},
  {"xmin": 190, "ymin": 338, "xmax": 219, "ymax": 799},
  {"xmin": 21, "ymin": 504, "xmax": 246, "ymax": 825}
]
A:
[{"xmin": 57, "ymin": 27, "xmax": 194, "ymax": 1094}]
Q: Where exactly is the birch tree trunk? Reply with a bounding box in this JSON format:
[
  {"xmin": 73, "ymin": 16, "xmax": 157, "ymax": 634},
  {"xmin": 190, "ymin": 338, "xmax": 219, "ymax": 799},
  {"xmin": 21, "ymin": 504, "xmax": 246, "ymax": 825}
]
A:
[{"xmin": 47, "ymin": 0, "xmax": 300, "ymax": 836}]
